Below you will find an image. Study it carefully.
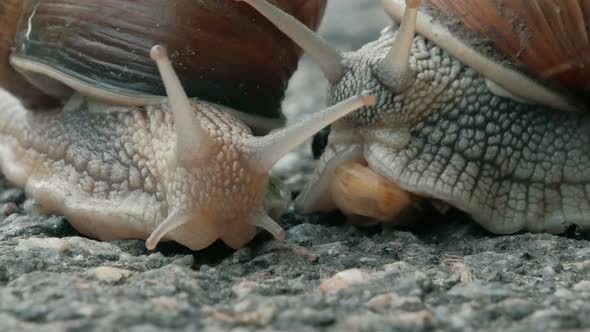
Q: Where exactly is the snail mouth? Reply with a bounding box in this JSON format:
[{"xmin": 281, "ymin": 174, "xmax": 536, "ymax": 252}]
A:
[
  {"xmin": 294, "ymin": 142, "xmax": 416, "ymax": 225},
  {"xmin": 295, "ymin": 144, "xmax": 364, "ymax": 214}
]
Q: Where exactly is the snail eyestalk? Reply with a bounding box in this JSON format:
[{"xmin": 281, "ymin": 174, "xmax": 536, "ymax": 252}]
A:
[
  {"xmin": 245, "ymin": 91, "xmax": 376, "ymax": 172},
  {"xmin": 236, "ymin": 0, "xmax": 345, "ymax": 84},
  {"xmin": 150, "ymin": 45, "xmax": 214, "ymax": 165},
  {"xmin": 377, "ymin": 0, "xmax": 420, "ymax": 92}
]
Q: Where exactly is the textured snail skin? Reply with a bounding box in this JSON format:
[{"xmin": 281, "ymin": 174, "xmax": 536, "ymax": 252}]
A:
[
  {"xmin": 308, "ymin": 31, "xmax": 590, "ymax": 233},
  {"xmin": 0, "ymin": 92, "xmax": 262, "ymax": 249},
  {"xmin": 330, "ymin": 34, "xmax": 590, "ymax": 233},
  {"xmin": 238, "ymin": 0, "xmax": 590, "ymax": 234},
  {"xmin": 0, "ymin": 85, "xmax": 374, "ymax": 250}
]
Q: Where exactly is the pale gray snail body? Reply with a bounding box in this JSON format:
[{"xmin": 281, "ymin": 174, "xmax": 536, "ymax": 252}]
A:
[
  {"xmin": 0, "ymin": 0, "xmax": 382, "ymax": 250},
  {"xmin": 239, "ymin": 0, "xmax": 590, "ymax": 234}
]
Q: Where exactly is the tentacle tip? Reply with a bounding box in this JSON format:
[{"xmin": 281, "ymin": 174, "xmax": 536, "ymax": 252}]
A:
[
  {"xmin": 253, "ymin": 211, "xmax": 287, "ymax": 241},
  {"xmin": 150, "ymin": 45, "xmax": 168, "ymax": 62},
  {"xmin": 275, "ymin": 229, "xmax": 286, "ymax": 241},
  {"xmin": 264, "ymin": 224, "xmax": 287, "ymax": 241},
  {"xmin": 359, "ymin": 91, "xmax": 377, "ymax": 106},
  {"xmin": 145, "ymin": 238, "xmax": 158, "ymax": 251}
]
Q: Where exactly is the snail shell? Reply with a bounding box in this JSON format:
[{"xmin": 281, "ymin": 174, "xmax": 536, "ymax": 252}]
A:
[
  {"xmin": 8, "ymin": 0, "xmax": 326, "ymax": 125},
  {"xmin": 0, "ymin": 0, "xmax": 58, "ymax": 108},
  {"xmin": 425, "ymin": 0, "xmax": 590, "ymax": 99}
]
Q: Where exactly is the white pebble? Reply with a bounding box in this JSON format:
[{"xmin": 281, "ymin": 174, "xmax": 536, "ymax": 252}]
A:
[
  {"xmin": 320, "ymin": 268, "xmax": 369, "ymax": 294},
  {"xmin": 86, "ymin": 266, "xmax": 132, "ymax": 282},
  {"xmin": 18, "ymin": 237, "xmax": 69, "ymax": 253}
]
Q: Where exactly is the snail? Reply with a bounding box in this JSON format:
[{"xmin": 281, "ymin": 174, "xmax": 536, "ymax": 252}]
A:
[
  {"xmin": 0, "ymin": 48, "xmax": 375, "ymax": 250},
  {"xmin": 2, "ymin": 0, "xmax": 327, "ymax": 133},
  {"xmin": 0, "ymin": 0, "xmax": 379, "ymax": 250},
  {"xmin": 239, "ymin": 0, "xmax": 590, "ymax": 234}
]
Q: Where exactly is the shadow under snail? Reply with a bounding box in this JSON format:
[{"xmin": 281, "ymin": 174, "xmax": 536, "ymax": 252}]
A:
[{"xmin": 238, "ymin": 0, "xmax": 590, "ymax": 234}]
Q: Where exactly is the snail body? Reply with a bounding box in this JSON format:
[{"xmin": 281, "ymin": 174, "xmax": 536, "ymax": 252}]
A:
[
  {"xmin": 241, "ymin": 0, "xmax": 590, "ymax": 233},
  {"xmin": 0, "ymin": 44, "xmax": 375, "ymax": 250}
]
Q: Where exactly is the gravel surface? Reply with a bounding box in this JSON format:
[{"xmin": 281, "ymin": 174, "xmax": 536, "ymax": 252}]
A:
[{"xmin": 1, "ymin": 2, "xmax": 589, "ymax": 331}]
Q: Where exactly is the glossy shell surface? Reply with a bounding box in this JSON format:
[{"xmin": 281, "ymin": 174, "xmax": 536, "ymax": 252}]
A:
[
  {"xmin": 12, "ymin": 0, "xmax": 326, "ymax": 118},
  {"xmin": 0, "ymin": 0, "xmax": 57, "ymax": 108}
]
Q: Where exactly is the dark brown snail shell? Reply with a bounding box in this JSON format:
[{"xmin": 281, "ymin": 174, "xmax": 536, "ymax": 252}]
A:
[
  {"xmin": 0, "ymin": 0, "xmax": 58, "ymax": 108},
  {"xmin": 10, "ymin": 0, "xmax": 326, "ymax": 120},
  {"xmin": 426, "ymin": 0, "xmax": 590, "ymax": 99}
]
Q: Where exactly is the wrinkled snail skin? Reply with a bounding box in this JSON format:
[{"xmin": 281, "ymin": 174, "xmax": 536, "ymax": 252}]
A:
[
  {"xmin": 0, "ymin": 45, "xmax": 376, "ymax": 250},
  {"xmin": 240, "ymin": 0, "xmax": 590, "ymax": 234}
]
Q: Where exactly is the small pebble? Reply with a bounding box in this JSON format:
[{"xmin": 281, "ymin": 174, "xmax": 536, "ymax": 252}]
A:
[
  {"xmin": 564, "ymin": 260, "xmax": 590, "ymax": 272},
  {"xmin": 86, "ymin": 266, "xmax": 132, "ymax": 282},
  {"xmin": 18, "ymin": 237, "xmax": 69, "ymax": 253},
  {"xmin": 295, "ymin": 308, "xmax": 335, "ymax": 327},
  {"xmin": 286, "ymin": 223, "xmax": 324, "ymax": 244},
  {"xmin": 554, "ymin": 288, "xmax": 574, "ymax": 298},
  {"xmin": 314, "ymin": 242, "xmax": 345, "ymax": 257},
  {"xmin": 366, "ymin": 293, "xmax": 395, "ymax": 310},
  {"xmin": 150, "ymin": 296, "xmax": 179, "ymax": 312},
  {"xmin": 393, "ymin": 278, "xmax": 422, "ymax": 297},
  {"xmin": 448, "ymin": 280, "xmax": 512, "ymax": 298},
  {"xmin": 395, "ymin": 310, "xmax": 433, "ymax": 328},
  {"xmin": 383, "ymin": 261, "xmax": 413, "ymax": 274},
  {"xmin": 232, "ymin": 299, "xmax": 277, "ymax": 326},
  {"xmin": 172, "ymin": 255, "xmax": 194, "ymax": 267},
  {"xmin": 542, "ymin": 265, "xmax": 556, "ymax": 279},
  {"xmin": 320, "ymin": 268, "xmax": 369, "ymax": 294},
  {"xmin": 573, "ymin": 280, "xmax": 590, "ymax": 292},
  {"xmin": 232, "ymin": 281, "xmax": 259, "ymax": 298},
  {"xmin": 525, "ymin": 309, "xmax": 580, "ymax": 330},
  {"xmin": 262, "ymin": 241, "xmax": 319, "ymax": 262},
  {"xmin": 489, "ymin": 298, "xmax": 535, "ymax": 320}
]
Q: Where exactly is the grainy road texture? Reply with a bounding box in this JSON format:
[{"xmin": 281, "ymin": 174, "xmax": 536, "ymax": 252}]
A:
[{"xmin": 1, "ymin": 2, "xmax": 589, "ymax": 331}]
